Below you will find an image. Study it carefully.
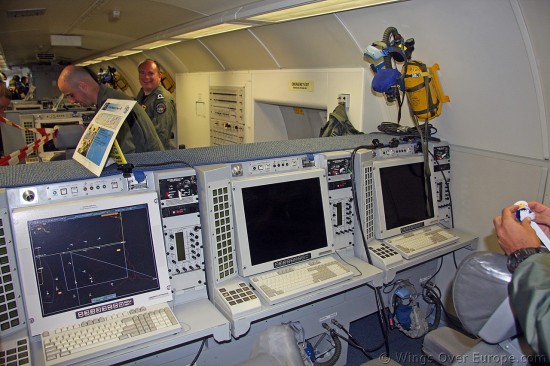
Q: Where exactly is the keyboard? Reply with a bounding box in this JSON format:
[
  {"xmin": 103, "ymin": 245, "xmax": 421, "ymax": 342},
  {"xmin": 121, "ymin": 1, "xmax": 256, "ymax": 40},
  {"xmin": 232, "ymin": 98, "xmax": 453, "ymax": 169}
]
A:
[
  {"xmin": 384, "ymin": 226, "xmax": 459, "ymax": 259},
  {"xmin": 250, "ymin": 256, "xmax": 354, "ymax": 305},
  {"xmin": 1, "ymin": 336, "xmax": 31, "ymax": 366},
  {"xmin": 41, "ymin": 303, "xmax": 181, "ymax": 366}
]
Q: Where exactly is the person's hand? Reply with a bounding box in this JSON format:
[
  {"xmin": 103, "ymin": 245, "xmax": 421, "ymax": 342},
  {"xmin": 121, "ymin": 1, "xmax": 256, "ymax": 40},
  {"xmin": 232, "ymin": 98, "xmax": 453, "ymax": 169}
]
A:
[
  {"xmin": 528, "ymin": 201, "xmax": 550, "ymax": 237},
  {"xmin": 493, "ymin": 204, "xmax": 541, "ymax": 255}
]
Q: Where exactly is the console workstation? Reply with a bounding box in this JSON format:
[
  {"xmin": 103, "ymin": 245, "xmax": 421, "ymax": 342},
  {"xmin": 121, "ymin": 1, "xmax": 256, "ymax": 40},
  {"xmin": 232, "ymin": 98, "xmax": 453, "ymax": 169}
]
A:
[{"xmin": 0, "ymin": 133, "xmax": 477, "ymax": 366}]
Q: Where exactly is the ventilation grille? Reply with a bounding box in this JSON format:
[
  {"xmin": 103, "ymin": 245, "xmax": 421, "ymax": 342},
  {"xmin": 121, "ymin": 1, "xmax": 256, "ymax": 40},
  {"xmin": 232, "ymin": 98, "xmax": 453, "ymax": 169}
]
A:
[
  {"xmin": 36, "ymin": 52, "xmax": 55, "ymax": 61},
  {"xmin": 0, "ymin": 202, "xmax": 25, "ymax": 336},
  {"xmin": 7, "ymin": 8, "xmax": 46, "ymax": 18},
  {"xmin": 23, "ymin": 120, "xmax": 35, "ymax": 145},
  {"xmin": 363, "ymin": 165, "xmax": 374, "ymax": 242},
  {"xmin": 208, "ymin": 184, "xmax": 235, "ymax": 281}
]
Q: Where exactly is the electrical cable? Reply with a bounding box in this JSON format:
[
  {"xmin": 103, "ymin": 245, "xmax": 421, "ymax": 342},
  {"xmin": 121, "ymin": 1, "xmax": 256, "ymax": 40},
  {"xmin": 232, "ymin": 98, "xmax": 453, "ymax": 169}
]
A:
[
  {"xmin": 190, "ymin": 338, "xmax": 207, "ymax": 366},
  {"xmin": 335, "ymin": 251, "xmax": 362, "ymax": 277},
  {"xmin": 421, "ymin": 257, "xmax": 443, "ymax": 290},
  {"xmin": 377, "ymin": 121, "xmax": 438, "ymax": 139},
  {"xmin": 349, "ymin": 146, "xmax": 391, "ymax": 356},
  {"xmin": 375, "ymin": 286, "xmax": 390, "ymax": 356},
  {"xmin": 335, "ymin": 333, "xmax": 373, "ymax": 360},
  {"xmin": 116, "ymin": 159, "xmax": 195, "ymax": 178},
  {"xmin": 420, "ymin": 282, "xmax": 441, "ymax": 331},
  {"xmin": 315, "ymin": 324, "xmax": 342, "ymax": 366},
  {"xmin": 330, "ymin": 319, "xmax": 384, "ymax": 354},
  {"xmin": 453, "ymin": 252, "xmax": 459, "ymax": 269},
  {"xmin": 323, "ymin": 322, "xmax": 374, "ymax": 361}
]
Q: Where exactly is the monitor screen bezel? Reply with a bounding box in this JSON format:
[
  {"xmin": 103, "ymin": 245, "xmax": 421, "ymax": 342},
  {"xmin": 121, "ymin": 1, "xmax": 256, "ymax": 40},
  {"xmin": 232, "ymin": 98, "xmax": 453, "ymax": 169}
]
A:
[
  {"xmin": 372, "ymin": 155, "xmax": 439, "ymax": 240},
  {"xmin": 11, "ymin": 191, "xmax": 172, "ymax": 336},
  {"xmin": 231, "ymin": 168, "xmax": 334, "ymax": 278}
]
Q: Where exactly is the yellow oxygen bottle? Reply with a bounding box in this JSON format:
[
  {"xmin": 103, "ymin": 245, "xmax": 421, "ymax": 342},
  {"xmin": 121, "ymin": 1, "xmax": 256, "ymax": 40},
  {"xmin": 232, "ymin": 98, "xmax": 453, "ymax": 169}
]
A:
[{"xmin": 402, "ymin": 62, "xmax": 449, "ymax": 120}]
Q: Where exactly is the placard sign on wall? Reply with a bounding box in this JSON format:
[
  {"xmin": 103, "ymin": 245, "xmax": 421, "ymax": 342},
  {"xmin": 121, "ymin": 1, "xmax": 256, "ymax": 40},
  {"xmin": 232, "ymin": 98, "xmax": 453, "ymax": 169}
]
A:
[{"xmin": 289, "ymin": 80, "xmax": 314, "ymax": 92}]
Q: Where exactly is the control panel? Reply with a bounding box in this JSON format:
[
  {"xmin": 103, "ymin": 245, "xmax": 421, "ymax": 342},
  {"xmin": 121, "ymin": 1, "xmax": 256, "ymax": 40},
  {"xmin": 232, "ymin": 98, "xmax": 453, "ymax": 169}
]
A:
[
  {"xmin": 210, "ymin": 86, "xmax": 245, "ymax": 145},
  {"xmin": 430, "ymin": 143, "xmax": 453, "ymax": 227},
  {"xmin": 7, "ymin": 176, "xmax": 126, "ymax": 206},
  {"xmin": 154, "ymin": 169, "xmax": 206, "ymax": 295},
  {"xmin": 371, "ymin": 142, "xmax": 416, "ymax": 159},
  {"xmin": 230, "ymin": 155, "xmax": 308, "ymax": 177},
  {"xmin": 315, "ymin": 151, "xmax": 354, "ymax": 250}
]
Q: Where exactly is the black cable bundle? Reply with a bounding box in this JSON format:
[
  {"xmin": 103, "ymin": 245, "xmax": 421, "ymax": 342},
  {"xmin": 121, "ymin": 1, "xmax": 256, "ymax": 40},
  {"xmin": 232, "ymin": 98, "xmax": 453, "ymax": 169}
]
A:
[
  {"xmin": 377, "ymin": 121, "xmax": 438, "ymax": 139},
  {"xmin": 314, "ymin": 325, "xmax": 343, "ymax": 366}
]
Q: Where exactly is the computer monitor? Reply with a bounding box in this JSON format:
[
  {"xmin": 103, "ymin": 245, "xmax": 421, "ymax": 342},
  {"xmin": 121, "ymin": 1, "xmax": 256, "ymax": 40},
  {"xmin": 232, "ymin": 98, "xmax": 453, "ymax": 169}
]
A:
[
  {"xmin": 35, "ymin": 117, "xmax": 83, "ymax": 153},
  {"xmin": 11, "ymin": 191, "xmax": 171, "ymax": 336},
  {"xmin": 372, "ymin": 155, "xmax": 439, "ymax": 240},
  {"xmin": 231, "ymin": 168, "xmax": 334, "ymax": 278}
]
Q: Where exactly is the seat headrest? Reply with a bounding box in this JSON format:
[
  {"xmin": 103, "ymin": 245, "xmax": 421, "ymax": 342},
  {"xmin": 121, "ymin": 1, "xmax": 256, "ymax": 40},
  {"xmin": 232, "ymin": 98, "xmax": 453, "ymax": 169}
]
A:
[{"xmin": 452, "ymin": 251, "xmax": 512, "ymax": 336}]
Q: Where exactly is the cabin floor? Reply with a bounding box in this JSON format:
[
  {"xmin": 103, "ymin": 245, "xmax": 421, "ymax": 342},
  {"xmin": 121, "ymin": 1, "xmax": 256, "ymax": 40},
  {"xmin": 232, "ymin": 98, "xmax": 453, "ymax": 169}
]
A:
[{"xmin": 347, "ymin": 312, "xmax": 437, "ymax": 366}]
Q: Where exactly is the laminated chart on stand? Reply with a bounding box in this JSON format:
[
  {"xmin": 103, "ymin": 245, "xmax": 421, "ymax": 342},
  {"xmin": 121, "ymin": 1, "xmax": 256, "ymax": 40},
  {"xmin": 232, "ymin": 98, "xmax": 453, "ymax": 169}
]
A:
[{"xmin": 72, "ymin": 99, "xmax": 133, "ymax": 176}]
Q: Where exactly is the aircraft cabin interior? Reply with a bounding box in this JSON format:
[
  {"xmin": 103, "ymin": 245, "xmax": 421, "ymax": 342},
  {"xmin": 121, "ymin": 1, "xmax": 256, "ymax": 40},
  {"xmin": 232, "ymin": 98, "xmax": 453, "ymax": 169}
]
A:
[{"xmin": 0, "ymin": 1, "xmax": 549, "ymax": 365}]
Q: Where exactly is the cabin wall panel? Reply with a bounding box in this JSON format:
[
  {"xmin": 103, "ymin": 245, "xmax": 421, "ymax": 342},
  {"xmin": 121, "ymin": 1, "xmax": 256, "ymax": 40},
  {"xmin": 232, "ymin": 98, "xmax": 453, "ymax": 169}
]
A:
[
  {"xmin": 450, "ymin": 147, "xmax": 548, "ymax": 252},
  {"xmin": 178, "ymin": 73, "xmax": 211, "ymax": 148}
]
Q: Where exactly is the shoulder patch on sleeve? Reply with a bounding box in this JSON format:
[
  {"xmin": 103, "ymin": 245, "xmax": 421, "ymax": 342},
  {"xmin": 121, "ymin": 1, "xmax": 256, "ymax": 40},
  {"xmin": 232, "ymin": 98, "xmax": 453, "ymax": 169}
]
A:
[
  {"xmin": 156, "ymin": 93, "xmax": 165, "ymax": 100},
  {"xmin": 156, "ymin": 102, "xmax": 166, "ymax": 114}
]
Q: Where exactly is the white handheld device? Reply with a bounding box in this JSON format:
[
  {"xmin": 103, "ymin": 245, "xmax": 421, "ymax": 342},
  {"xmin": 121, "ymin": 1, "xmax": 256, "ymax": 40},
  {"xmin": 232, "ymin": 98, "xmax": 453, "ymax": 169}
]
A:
[{"xmin": 515, "ymin": 200, "xmax": 550, "ymax": 250}]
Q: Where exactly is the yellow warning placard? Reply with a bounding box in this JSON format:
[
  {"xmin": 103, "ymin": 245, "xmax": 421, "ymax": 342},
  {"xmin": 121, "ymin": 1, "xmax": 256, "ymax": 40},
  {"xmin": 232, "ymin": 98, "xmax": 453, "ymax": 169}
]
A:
[{"xmin": 289, "ymin": 80, "xmax": 314, "ymax": 91}]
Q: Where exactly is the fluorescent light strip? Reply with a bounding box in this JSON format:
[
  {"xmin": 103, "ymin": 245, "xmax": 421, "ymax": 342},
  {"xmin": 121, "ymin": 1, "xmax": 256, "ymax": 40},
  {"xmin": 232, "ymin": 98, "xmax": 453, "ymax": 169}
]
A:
[
  {"xmin": 95, "ymin": 56, "xmax": 118, "ymax": 61},
  {"xmin": 133, "ymin": 39, "xmax": 181, "ymax": 50},
  {"xmin": 75, "ymin": 60, "xmax": 101, "ymax": 66},
  {"xmin": 247, "ymin": 0, "xmax": 397, "ymax": 23},
  {"xmin": 174, "ymin": 23, "xmax": 251, "ymax": 39},
  {"xmin": 76, "ymin": 56, "xmax": 117, "ymax": 66},
  {"xmin": 110, "ymin": 50, "xmax": 142, "ymax": 57}
]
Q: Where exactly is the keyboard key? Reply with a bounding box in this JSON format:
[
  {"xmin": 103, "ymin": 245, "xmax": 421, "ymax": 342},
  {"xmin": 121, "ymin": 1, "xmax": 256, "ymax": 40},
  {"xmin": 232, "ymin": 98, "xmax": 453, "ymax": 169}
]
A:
[{"xmin": 0, "ymin": 337, "xmax": 31, "ymax": 365}]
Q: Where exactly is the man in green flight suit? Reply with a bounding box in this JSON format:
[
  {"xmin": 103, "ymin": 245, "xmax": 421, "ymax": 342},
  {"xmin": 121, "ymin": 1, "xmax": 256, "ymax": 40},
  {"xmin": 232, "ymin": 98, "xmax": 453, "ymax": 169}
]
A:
[
  {"xmin": 58, "ymin": 65, "xmax": 164, "ymax": 154},
  {"xmin": 137, "ymin": 59, "xmax": 177, "ymax": 150},
  {"xmin": 494, "ymin": 201, "xmax": 550, "ymax": 361}
]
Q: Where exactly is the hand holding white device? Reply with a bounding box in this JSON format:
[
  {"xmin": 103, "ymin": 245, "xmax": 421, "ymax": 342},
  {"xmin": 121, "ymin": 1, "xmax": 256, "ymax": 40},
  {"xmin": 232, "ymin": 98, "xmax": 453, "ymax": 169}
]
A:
[{"xmin": 515, "ymin": 200, "xmax": 550, "ymax": 250}]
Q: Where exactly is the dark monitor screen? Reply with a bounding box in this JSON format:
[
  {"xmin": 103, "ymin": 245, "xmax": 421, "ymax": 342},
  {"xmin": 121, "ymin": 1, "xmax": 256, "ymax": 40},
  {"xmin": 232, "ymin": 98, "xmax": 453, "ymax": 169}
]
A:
[
  {"xmin": 373, "ymin": 156, "xmax": 438, "ymax": 239},
  {"xmin": 243, "ymin": 177, "xmax": 328, "ymax": 265},
  {"xmin": 232, "ymin": 169, "xmax": 334, "ymax": 277},
  {"xmin": 380, "ymin": 161, "xmax": 434, "ymax": 230}
]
